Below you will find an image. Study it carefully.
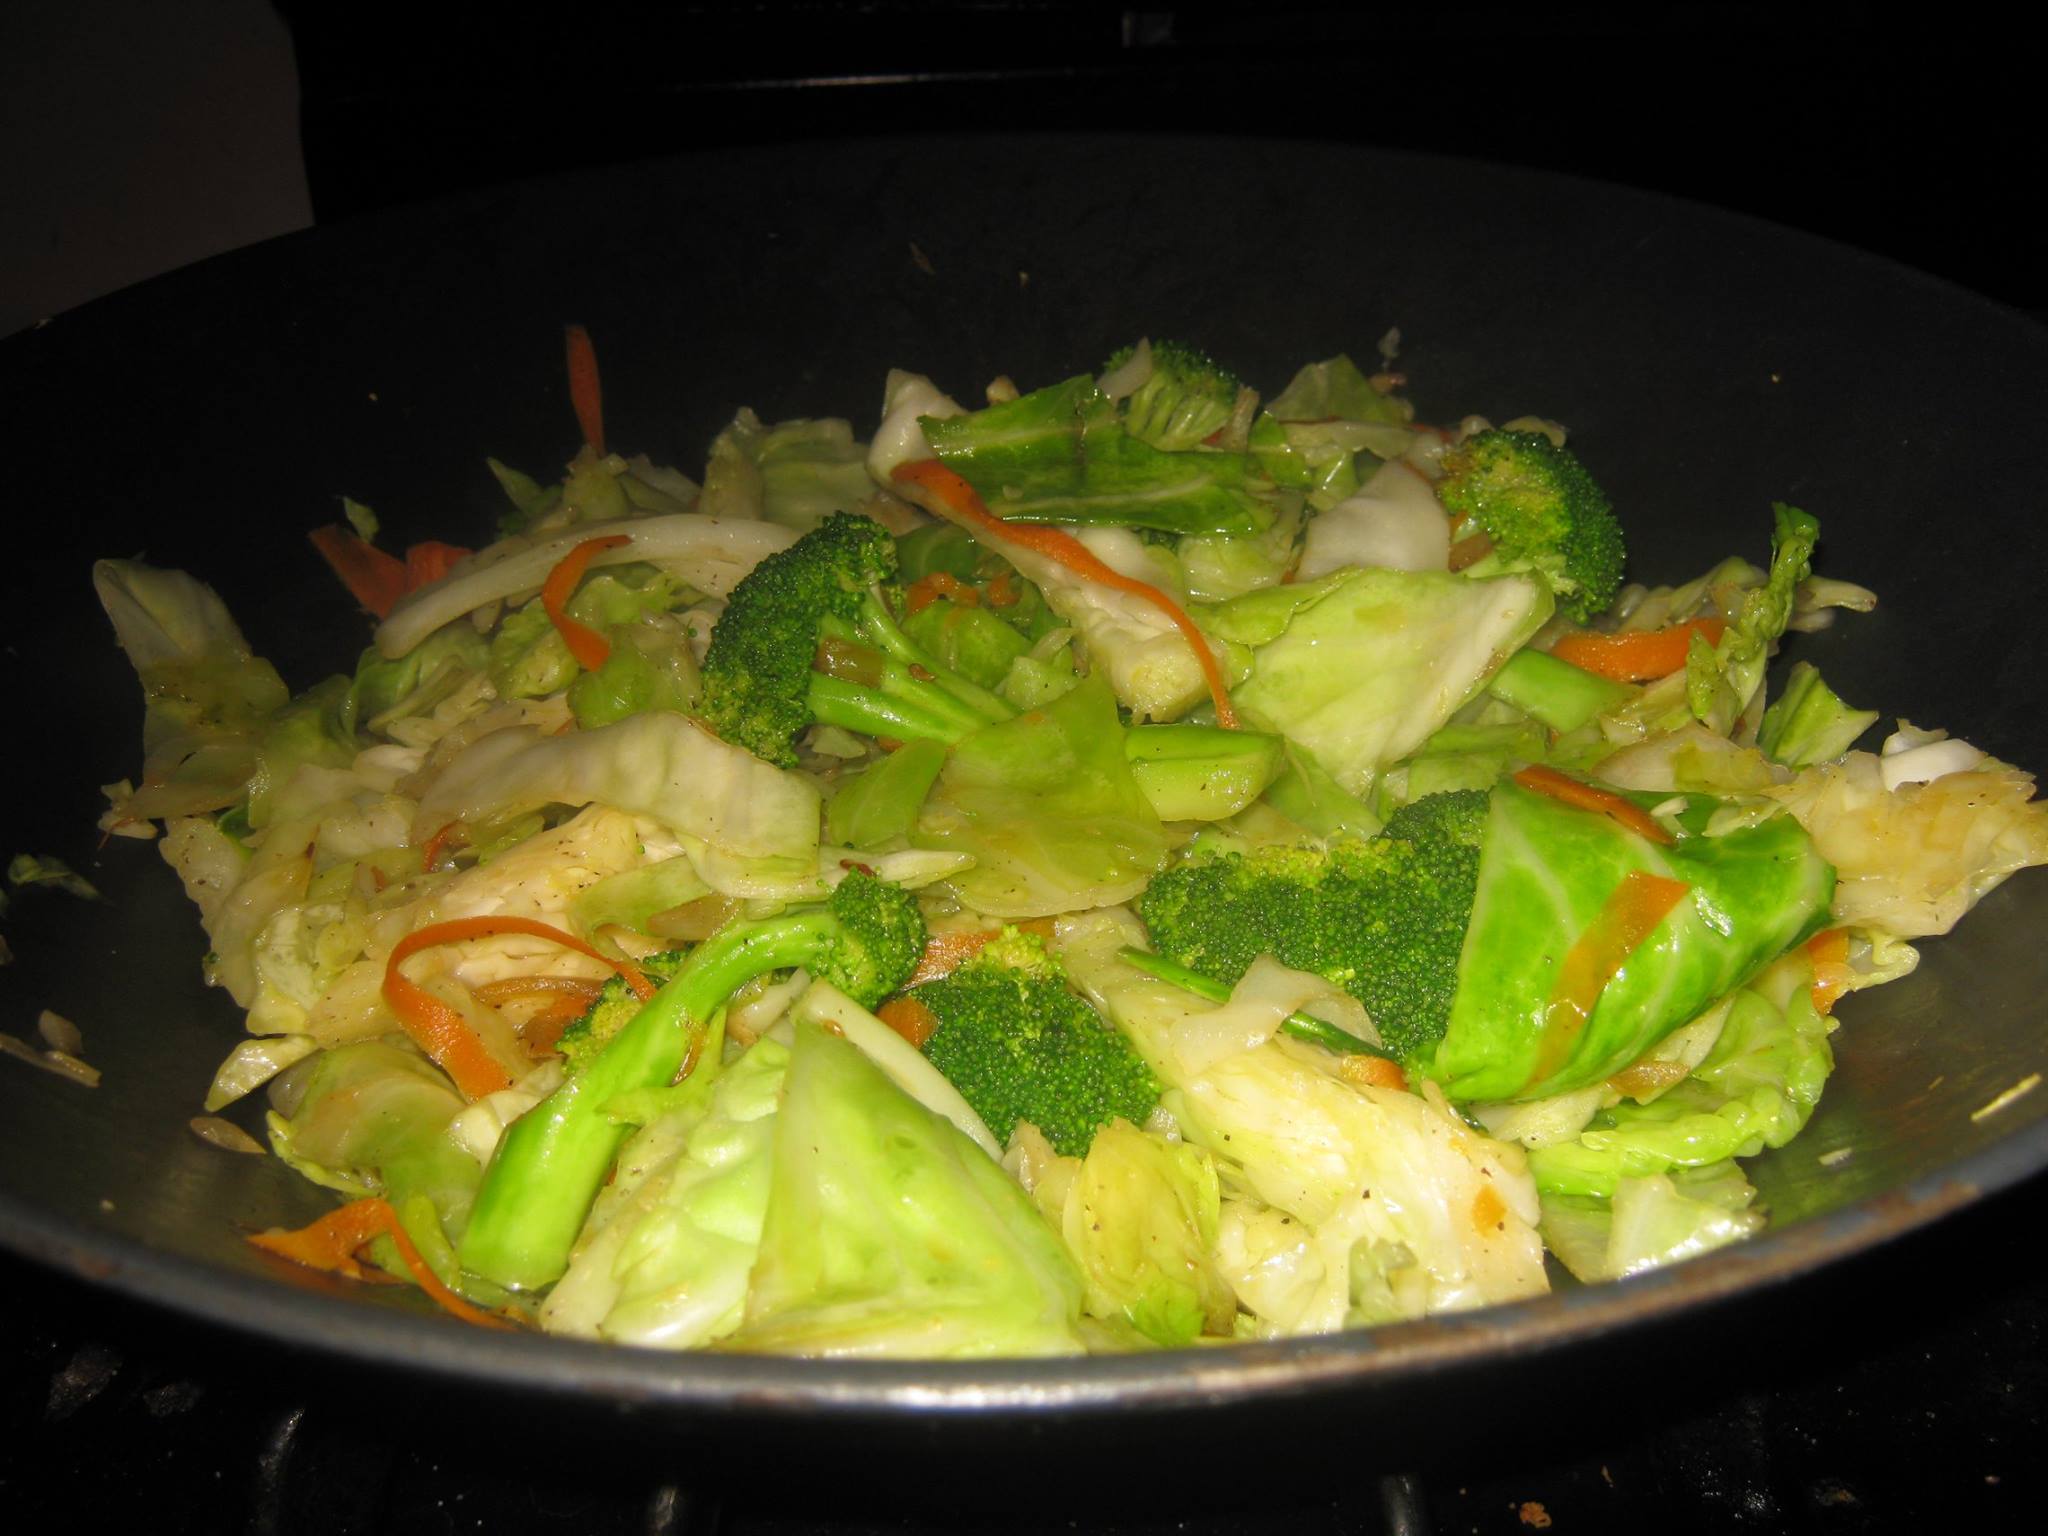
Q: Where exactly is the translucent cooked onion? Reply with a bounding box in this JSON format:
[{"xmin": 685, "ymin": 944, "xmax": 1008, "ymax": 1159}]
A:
[
  {"xmin": 867, "ymin": 370, "xmax": 964, "ymax": 483},
  {"xmin": 1880, "ymin": 724, "xmax": 1985, "ymax": 790},
  {"xmin": 1096, "ymin": 338, "xmax": 1154, "ymax": 400},
  {"xmin": 189, "ymin": 1116, "xmax": 266, "ymax": 1154},
  {"xmin": 0, "ymin": 1032, "xmax": 100, "ymax": 1087},
  {"xmin": 792, "ymin": 980, "xmax": 1002, "ymax": 1158},
  {"xmin": 1297, "ymin": 460, "xmax": 1451, "ymax": 580},
  {"xmin": 374, "ymin": 514, "xmax": 798, "ymax": 660},
  {"xmin": 37, "ymin": 1009, "xmax": 83, "ymax": 1055}
]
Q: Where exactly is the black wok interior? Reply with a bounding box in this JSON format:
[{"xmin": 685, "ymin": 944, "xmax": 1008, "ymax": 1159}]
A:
[{"xmin": 2, "ymin": 134, "xmax": 2045, "ymax": 1505}]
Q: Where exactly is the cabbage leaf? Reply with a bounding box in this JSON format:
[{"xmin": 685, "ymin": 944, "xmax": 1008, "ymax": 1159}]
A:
[
  {"xmin": 914, "ymin": 675, "xmax": 1170, "ymax": 918},
  {"xmin": 1524, "ymin": 951, "xmax": 1835, "ymax": 1199},
  {"xmin": 413, "ymin": 712, "xmax": 821, "ymax": 879},
  {"xmin": 1228, "ymin": 567, "xmax": 1552, "ymax": 798},
  {"xmin": 542, "ymin": 1035, "xmax": 786, "ymax": 1347},
  {"xmin": 1432, "ymin": 782, "xmax": 1835, "ymax": 1101},
  {"xmin": 1056, "ymin": 910, "xmax": 1548, "ymax": 1334},
  {"xmin": 734, "ymin": 1018, "xmax": 1085, "ymax": 1357}
]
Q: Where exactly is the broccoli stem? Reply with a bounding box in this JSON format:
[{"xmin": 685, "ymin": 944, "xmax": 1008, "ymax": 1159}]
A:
[
  {"xmin": 1261, "ymin": 745, "xmax": 1383, "ymax": 838},
  {"xmin": 458, "ymin": 916, "xmax": 839, "ymax": 1290},
  {"xmin": 1488, "ymin": 648, "xmax": 1629, "ymax": 732},
  {"xmin": 1116, "ymin": 946, "xmax": 1397, "ymax": 1060},
  {"xmin": 852, "ymin": 589, "xmax": 1013, "ymax": 724},
  {"xmin": 807, "ymin": 673, "xmax": 992, "ymax": 744},
  {"xmin": 802, "ymin": 598, "xmax": 1016, "ymax": 746}
]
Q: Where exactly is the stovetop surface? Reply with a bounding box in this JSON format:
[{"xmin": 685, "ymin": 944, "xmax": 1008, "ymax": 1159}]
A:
[{"xmin": 6, "ymin": 1179, "xmax": 2040, "ymax": 1535}]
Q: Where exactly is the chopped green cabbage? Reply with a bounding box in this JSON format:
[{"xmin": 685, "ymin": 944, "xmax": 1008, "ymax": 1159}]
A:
[
  {"xmin": 914, "ymin": 676, "xmax": 1171, "ymax": 918},
  {"xmin": 734, "ymin": 1018, "xmax": 1086, "ymax": 1357},
  {"xmin": 1228, "ymin": 567, "xmax": 1552, "ymax": 798},
  {"xmin": 100, "ymin": 342, "xmax": 2048, "ymax": 1357}
]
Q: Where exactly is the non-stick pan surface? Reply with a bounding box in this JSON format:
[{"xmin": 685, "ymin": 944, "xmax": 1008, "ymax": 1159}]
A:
[{"xmin": 2, "ymin": 135, "xmax": 2043, "ymax": 1434}]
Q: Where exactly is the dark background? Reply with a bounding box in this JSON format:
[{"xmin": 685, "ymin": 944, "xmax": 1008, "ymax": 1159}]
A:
[
  {"xmin": 3, "ymin": 5, "xmax": 2044, "ymax": 1533},
  {"xmin": 276, "ymin": 2, "xmax": 2042, "ymax": 317}
]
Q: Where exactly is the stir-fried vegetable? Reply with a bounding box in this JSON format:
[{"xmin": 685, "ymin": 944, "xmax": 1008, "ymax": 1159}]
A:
[{"xmin": 89, "ymin": 331, "xmax": 2048, "ymax": 1357}]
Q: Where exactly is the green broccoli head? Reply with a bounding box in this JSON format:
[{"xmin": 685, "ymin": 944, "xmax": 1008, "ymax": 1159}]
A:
[
  {"xmin": 1108, "ymin": 339, "xmax": 1244, "ymax": 453},
  {"xmin": 1380, "ymin": 786, "xmax": 1492, "ymax": 850},
  {"xmin": 698, "ymin": 511, "xmax": 1012, "ymax": 765},
  {"xmin": 1436, "ymin": 429, "xmax": 1625, "ymax": 623},
  {"xmin": 915, "ymin": 929, "xmax": 1161, "ymax": 1156},
  {"xmin": 1135, "ymin": 791, "xmax": 1488, "ymax": 1063},
  {"xmin": 697, "ymin": 512, "xmax": 899, "ymax": 765},
  {"xmin": 813, "ymin": 868, "xmax": 928, "ymax": 1008},
  {"xmin": 1137, "ymin": 842, "xmax": 1337, "ymax": 986},
  {"xmin": 554, "ymin": 950, "xmax": 687, "ymax": 1078}
]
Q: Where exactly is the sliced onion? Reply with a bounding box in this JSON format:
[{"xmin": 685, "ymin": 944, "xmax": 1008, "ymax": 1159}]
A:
[
  {"xmin": 1096, "ymin": 338, "xmax": 1154, "ymax": 400},
  {"xmin": 867, "ymin": 370, "xmax": 964, "ymax": 484},
  {"xmin": 37, "ymin": 1009, "xmax": 82, "ymax": 1055},
  {"xmin": 1171, "ymin": 956, "xmax": 1364, "ymax": 1077},
  {"xmin": 1073, "ymin": 526, "xmax": 1179, "ymax": 589},
  {"xmin": 794, "ymin": 980, "xmax": 1002, "ymax": 1158},
  {"xmin": 1298, "ymin": 460, "xmax": 1452, "ymax": 579},
  {"xmin": 189, "ymin": 1115, "xmax": 266, "ymax": 1154},
  {"xmin": 1, "ymin": 1033, "xmax": 100, "ymax": 1087},
  {"xmin": 375, "ymin": 514, "xmax": 797, "ymax": 660},
  {"xmin": 1880, "ymin": 734, "xmax": 1985, "ymax": 790}
]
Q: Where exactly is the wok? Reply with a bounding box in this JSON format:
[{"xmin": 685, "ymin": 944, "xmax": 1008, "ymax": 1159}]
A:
[{"xmin": 3, "ymin": 135, "xmax": 2044, "ymax": 1439}]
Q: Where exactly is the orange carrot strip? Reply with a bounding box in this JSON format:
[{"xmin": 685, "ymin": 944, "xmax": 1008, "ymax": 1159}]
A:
[
  {"xmin": 1550, "ymin": 617, "xmax": 1728, "ymax": 683},
  {"xmin": 1513, "ymin": 764, "xmax": 1675, "ymax": 846},
  {"xmin": 541, "ymin": 533, "xmax": 631, "ymax": 672},
  {"xmin": 565, "ymin": 322, "xmax": 605, "ymax": 456},
  {"xmin": 985, "ymin": 571, "xmax": 1019, "ymax": 608},
  {"xmin": 1529, "ymin": 870, "xmax": 1693, "ymax": 1089},
  {"xmin": 469, "ymin": 975, "xmax": 609, "ymax": 1008},
  {"xmin": 1336, "ymin": 1054, "xmax": 1409, "ymax": 1092},
  {"xmin": 383, "ymin": 915, "xmax": 653, "ymax": 1097},
  {"xmin": 403, "ymin": 540, "xmax": 471, "ymax": 589},
  {"xmin": 906, "ymin": 918, "xmax": 1056, "ymax": 988},
  {"xmin": 249, "ymin": 1197, "xmax": 516, "ymax": 1330},
  {"xmin": 1805, "ymin": 927, "xmax": 1853, "ymax": 1016},
  {"xmin": 311, "ymin": 528, "xmax": 476, "ymax": 618},
  {"xmin": 419, "ymin": 821, "xmax": 462, "ymax": 872},
  {"xmin": 903, "ymin": 571, "xmax": 983, "ymax": 616},
  {"xmin": 309, "ymin": 525, "xmax": 411, "ymax": 618},
  {"xmin": 891, "ymin": 458, "xmax": 1238, "ymax": 727},
  {"xmin": 249, "ymin": 1198, "xmax": 384, "ymax": 1280},
  {"xmin": 471, "ymin": 978, "xmax": 606, "ymax": 1056},
  {"xmin": 877, "ymin": 996, "xmax": 942, "ymax": 1049},
  {"xmin": 1607, "ymin": 1057, "xmax": 1694, "ymax": 1100},
  {"xmin": 470, "ymin": 974, "xmax": 608, "ymax": 1053}
]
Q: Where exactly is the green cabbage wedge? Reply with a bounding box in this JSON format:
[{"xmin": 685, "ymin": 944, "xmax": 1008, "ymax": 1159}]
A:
[{"xmin": 1429, "ymin": 783, "xmax": 1834, "ymax": 1102}]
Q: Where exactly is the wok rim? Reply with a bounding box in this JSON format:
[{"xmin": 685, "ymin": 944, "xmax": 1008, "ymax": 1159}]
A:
[
  {"xmin": 1, "ymin": 1078, "xmax": 2035, "ymax": 1418},
  {"xmin": 5, "ymin": 132, "xmax": 2046, "ymax": 1421}
]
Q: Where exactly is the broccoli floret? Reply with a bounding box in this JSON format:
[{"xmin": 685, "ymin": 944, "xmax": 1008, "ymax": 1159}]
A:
[
  {"xmin": 1381, "ymin": 786, "xmax": 1492, "ymax": 849},
  {"xmin": 461, "ymin": 870, "xmax": 926, "ymax": 1288},
  {"xmin": 1436, "ymin": 429, "xmax": 1625, "ymax": 623},
  {"xmin": 1136, "ymin": 790, "xmax": 1489, "ymax": 1063},
  {"xmin": 553, "ymin": 950, "xmax": 685, "ymax": 1077},
  {"xmin": 1108, "ymin": 340, "xmax": 1244, "ymax": 452},
  {"xmin": 914, "ymin": 929, "xmax": 1160, "ymax": 1156},
  {"xmin": 697, "ymin": 511, "xmax": 1011, "ymax": 766}
]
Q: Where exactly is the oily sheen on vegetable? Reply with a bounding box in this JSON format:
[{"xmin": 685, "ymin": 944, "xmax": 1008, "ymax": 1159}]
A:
[{"xmin": 90, "ymin": 330, "xmax": 2048, "ymax": 1357}]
